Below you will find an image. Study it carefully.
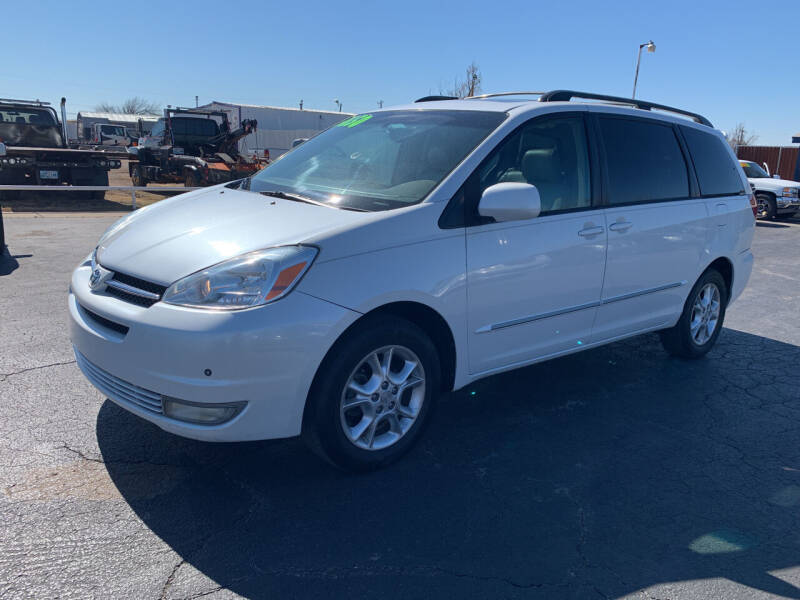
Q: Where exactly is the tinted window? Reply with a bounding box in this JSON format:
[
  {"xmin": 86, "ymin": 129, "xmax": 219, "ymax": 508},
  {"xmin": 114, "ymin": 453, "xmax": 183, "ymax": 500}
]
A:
[
  {"xmin": 479, "ymin": 115, "xmax": 591, "ymax": 213},
  {"xmin": 682, "ymin": 126, "xmax": 745, "ymax": 195},
  {"xmin": 599, "ymin": 117, "xmax": 688, "ymax": 205}
]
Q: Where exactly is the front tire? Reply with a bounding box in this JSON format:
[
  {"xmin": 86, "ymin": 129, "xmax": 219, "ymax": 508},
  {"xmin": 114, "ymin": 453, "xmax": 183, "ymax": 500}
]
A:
[
  {"xmin": 659, "ymin": 269, "xmax": 727, "ymax": 359},
  {"xmin": 756, "ymin": 194, "xmax": 777, "ymax": 220},
  {"xmin": 303, "ymin": 316, "xmax": 441, "ymax": 471}
]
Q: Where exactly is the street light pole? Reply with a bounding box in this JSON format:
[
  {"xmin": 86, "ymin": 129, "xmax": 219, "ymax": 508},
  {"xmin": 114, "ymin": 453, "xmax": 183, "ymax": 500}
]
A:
[{"xmin": 632, "ymin": 40, "xmax": 656, "ymax": 99}]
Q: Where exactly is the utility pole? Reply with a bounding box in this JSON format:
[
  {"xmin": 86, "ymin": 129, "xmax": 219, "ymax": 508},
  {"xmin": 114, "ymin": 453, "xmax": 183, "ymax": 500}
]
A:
[
  {"xmin": 378, "ymin": 100, "xmax": 383, "ymax": 108},
  {"xmin": 195, "ymin": 95, "xmax": 199, "ymax": 108},
  {"xmin": 299, "ymin": 99, "xmax": 304, "ymax": 110}
]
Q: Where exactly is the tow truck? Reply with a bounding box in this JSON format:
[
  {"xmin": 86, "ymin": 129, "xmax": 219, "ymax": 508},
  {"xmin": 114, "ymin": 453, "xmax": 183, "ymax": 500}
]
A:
[
  {"xmin": 130, "ymin": 107, "xmax": 263, "ymax": 187},
  {"xmin": 0, "ymin": 97, "xmax": 124, "ymax": 199}
]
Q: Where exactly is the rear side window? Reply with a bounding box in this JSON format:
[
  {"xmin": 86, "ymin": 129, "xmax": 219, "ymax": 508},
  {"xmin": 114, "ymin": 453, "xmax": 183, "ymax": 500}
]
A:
[
  {"xmin": 599, "ymin": 117, "xmax": 689, "ymax": 205},
  {"xmin": 681, "ymin": 126, "xmax": 744, "ymax": 196}
]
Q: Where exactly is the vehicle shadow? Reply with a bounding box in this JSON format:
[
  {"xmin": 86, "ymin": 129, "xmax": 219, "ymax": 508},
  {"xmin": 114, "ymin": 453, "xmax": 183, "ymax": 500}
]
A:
[
  {"xmin": 0, "ymin": 247, "xmax": 25, "ymax": 276},
  {"xmin": 757, "ymin": 221, "xmax": 791, "ymax": 229},
  {"xmin": 97, "ymin": 329, "xmax": 800, "ymax": 599}
]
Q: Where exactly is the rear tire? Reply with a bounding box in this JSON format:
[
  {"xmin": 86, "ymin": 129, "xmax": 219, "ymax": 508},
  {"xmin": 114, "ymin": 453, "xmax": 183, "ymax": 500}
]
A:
[
  {"xmin": 756, "ymin": 194, "xmax": 777, "ymax": 220},
  {"xmin": 659, "ymin": 269, "xmax": 728, "ymax": 359},
  {"xmin": 131, "ymin": 166, "xmax": 147, "ymax": 188},
  {"xmin": 184, "ymin": 170, "xmax": 200, "ymax": 188},
  {"xmin": 303, "ymin": 315, "xmax": 441, "ymax": 471}
]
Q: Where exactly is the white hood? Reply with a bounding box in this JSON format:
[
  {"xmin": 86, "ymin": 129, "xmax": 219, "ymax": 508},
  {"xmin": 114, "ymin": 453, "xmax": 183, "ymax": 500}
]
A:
[
  {"xmin": 749, "ymin": 177, "xmax": 800, "ymax": 191},
  {"xmin": 96, "ymin": 186, "xmax": 369, "ymax": 285}
]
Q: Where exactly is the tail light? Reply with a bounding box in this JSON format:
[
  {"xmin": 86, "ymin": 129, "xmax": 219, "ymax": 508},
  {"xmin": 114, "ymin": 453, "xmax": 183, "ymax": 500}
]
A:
[
  {"xmin": 749, "ymin": 194, "xmax": 757, "ymax": 218},
  {"xmin": 263, "ymin": 149, "xmax": 270, "ymax": 161}
]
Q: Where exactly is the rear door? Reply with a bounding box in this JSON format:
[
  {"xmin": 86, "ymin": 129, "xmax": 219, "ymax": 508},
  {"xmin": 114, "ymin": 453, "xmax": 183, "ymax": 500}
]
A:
[
  {"xmin": 680, "ymin": 125, "xmax": 750, "ymax": 254},
  {"xmin": 591, "ymin": 114, "xmax": 708, "ymax": 341}
]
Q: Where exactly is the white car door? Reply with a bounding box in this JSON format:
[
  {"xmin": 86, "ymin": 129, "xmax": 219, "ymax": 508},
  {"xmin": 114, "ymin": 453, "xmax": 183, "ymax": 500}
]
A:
[
  {"xmin": 464, "ymin": 113, "xmax": 607, "ymax": 375},
  {"xmin": 591, "ymin": 114, "xmax": 708, "ymax": 342}
]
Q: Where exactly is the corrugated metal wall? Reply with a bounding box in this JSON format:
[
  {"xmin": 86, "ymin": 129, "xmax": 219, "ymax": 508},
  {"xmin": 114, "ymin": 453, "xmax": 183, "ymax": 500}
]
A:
[{"xmin": 736, "ymin": 146, "xmax": 800, "ymax": 181}]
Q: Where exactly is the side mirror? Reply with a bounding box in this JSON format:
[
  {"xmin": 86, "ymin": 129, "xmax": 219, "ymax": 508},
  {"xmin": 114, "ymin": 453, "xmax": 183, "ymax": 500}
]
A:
[
  {"xmin": 0, "ymin": 142, "xmax": 6, "ymax": 157},
  {"xmin": 478, "ymin": 182, "xmax": 541, "ymax": 222}
]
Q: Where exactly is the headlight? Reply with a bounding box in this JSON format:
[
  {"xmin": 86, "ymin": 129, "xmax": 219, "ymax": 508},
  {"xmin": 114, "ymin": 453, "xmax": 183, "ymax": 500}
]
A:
[
  {"xmin": 163, "ymin": 245, "xmax": 318, "ymax": 310},
  {"xmin": 782, "ymin": 187, "xmax": 799, "ymax": 197}
]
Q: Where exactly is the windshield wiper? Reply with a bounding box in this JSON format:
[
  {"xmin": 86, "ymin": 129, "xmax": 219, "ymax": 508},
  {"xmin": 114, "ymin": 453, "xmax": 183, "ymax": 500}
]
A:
[{"xmin": 259, "ymin": 190, "xmax": 367, "ymax": 211}]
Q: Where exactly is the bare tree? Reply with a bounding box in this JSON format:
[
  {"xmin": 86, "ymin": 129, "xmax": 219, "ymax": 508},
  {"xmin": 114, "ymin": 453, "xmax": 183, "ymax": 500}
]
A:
[
  {"xmin": 726, "ymin": 123, "xmax": 758, "ymax": 149},
  {"xmin": 95, "ymin": 97, "xmax": 160, "ymax": 115},
  {"xmin": 440, "ymin": 62, "xmax": 483, "ymax": 98}
]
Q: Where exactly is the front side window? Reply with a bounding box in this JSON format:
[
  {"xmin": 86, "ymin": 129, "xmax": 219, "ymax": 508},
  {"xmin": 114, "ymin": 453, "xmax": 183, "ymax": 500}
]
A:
[
  {"xmin": 599, "ymin": 117, "xmax": 689, "ymax": 205},
  {"xmin": 682, "ymin": 126, "xmax": 744, "ymax": 196},
  {"xmin": 101, "ymin": 125, "xmax": 126, "ymax": 136},
  {"xmin": 248, "ymin": 110, "xmax": 506, "ymax": 212},
  {"xmin": 478, "ymin": 114, "xmax": 591, "ymax": 213}
]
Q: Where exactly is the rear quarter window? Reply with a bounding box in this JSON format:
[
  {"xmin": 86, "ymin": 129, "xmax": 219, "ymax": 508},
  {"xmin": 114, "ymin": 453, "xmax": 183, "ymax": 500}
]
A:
[
  {"xmin": 681, "ymin": 126, "xmax": 744, "ymax": 196},
  {"xmin": 599, "ymin": 116, "xmax": 689, "ymax": 205}
]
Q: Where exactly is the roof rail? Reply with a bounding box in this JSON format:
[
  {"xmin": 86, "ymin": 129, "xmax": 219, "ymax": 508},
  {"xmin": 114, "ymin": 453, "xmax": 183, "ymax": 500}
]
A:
[
  {"xmin": 0, "ymin": 98, "xmax": 51, "ymax": 106},
  {"xmin": 539, "ymin": 90, "xmax": 713, "ymax": 127},
  {"xmin": 415, "ymin": 95, "xmax": 458, "ymax": 103},
  {"xmin": 465, "ymin": 91, "xmax": 545, "ymax": 99}
]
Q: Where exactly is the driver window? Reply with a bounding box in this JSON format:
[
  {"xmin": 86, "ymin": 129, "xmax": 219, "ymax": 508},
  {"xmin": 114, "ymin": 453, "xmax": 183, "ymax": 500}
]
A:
[{"xmin": 479, "ymin": 115, "xmax": 591, "ymax": 214}]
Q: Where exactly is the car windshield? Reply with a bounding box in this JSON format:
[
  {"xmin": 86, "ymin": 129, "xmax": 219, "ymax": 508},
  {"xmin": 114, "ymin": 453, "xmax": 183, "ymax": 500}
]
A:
[
  {"xmin": 0, "ymin": 107, "xmax": 57, "ymax": 126},
  {"xmin": 740, "ymin": 161, "xmax": 770, "ymax": 178},
  {"xmin": 247, "ymin": 110, "xmax": 506, "ymax": 211}
]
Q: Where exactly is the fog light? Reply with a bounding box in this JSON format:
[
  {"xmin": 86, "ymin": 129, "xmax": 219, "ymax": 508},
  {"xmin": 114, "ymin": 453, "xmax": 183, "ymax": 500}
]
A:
[{"xmin": 163, "ymin": 397, "xmax": 246, "ymax": 425}]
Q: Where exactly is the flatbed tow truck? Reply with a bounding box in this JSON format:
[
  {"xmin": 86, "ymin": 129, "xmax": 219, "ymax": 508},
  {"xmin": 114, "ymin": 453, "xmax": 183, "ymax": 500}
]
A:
[
  {"xmin": 0, "ymin": 97, "xmax": 126, "ymax": 199},
  {"xmin": 130, "ymin": 107, "xmax": 263, "ymax": 187}
]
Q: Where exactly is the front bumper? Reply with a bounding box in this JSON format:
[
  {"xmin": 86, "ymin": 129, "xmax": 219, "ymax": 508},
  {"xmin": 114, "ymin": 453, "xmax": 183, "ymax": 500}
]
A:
[
  {"xmin": 69, "ymin": 261, "xmax": 359, "ymax": 441},
  {"xmin": 776, "ymin": 197, "xmax": 800, "ymax": 212}
]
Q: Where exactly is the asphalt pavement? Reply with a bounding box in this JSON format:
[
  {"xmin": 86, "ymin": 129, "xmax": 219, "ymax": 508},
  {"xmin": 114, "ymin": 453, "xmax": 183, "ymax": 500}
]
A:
[{"xmin": 2, "ymin": 212, "xmax": 800, "ymax": 599}]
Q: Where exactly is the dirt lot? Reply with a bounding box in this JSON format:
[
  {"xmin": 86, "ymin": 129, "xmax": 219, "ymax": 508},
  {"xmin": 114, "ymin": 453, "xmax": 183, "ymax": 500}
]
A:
[{"xmin": 0, "ymin": 160, "xmax": 181, "ymax": 212}]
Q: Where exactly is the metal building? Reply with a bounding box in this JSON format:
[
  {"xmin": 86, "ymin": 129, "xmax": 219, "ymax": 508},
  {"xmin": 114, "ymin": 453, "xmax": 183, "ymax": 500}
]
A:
[{"xmin": 200, "ymin": 101, "xmax": 352, "ymax": 158}]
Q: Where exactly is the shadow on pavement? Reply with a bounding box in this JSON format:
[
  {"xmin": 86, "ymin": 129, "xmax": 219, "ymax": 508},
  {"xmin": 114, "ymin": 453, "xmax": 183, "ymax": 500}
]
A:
[
  {"xmin": 756, "ymin": 221, "xmax": 791, "ymax": 229},
  {"xmin": 98, "ymin": 329, "xmax": 800, "ymax": 599},
  {"xmin": 0, "ymin": 248, "xmax": 25, "ymax": 276}
]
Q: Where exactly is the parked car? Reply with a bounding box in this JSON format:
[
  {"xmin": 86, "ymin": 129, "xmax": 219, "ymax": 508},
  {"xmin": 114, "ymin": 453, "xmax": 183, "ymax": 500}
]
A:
[
  {"xmin": 69, "ymin": 90, "xmax": 755, "ymax": 471},
  {"xmin": 739, "ymin": 159, "xmax": 800, "ymax": 219}
]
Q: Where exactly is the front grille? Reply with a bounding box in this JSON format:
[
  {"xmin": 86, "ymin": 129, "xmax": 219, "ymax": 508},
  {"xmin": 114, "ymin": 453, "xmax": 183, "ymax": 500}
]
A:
[
  {"xmin": 105, "ymin": 286, "xmax": 159, "ymax": 307},
  {"xmin": 111, "ymin": 271, "xmax": 168, "ymax": 296},
  {"xmin": 103, "ymin": 269, "xmax": 168, "ymax": 308},
  {"xmin": 75, "ymin": 350, "xmax": 163, "ymax": 415},
  {"xmin": 81, "ymin": 305, "xmax": 129, "ymax": 336}
]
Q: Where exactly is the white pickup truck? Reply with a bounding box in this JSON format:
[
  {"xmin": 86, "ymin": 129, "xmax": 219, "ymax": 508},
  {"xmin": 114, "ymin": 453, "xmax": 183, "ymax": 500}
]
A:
[{"xmin": 739, "ymin": 160, "xmax": 800, "ymax": 219}]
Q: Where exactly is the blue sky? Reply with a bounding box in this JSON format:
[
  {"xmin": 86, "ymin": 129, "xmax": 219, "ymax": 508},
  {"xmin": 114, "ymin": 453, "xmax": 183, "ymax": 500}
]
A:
[{"xmin": 4, "ymin": 0, "xmax": 797, "ymax": 144}]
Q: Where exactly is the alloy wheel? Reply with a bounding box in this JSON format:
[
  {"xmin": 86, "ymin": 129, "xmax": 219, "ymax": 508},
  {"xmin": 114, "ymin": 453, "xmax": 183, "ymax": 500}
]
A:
[
  {"xmin": 689, "ymin": 283, "xmax": 721, "ymax": 345},
  {"xmin": 339, "ymin": 345, "xmax": 426, "ymax": 451}
]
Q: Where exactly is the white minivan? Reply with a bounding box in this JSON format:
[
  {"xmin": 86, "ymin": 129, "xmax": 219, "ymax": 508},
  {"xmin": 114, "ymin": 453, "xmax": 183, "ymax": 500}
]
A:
[{"xmin": 69, "ymin": 90, "xmax": 756, "ymax": 470}]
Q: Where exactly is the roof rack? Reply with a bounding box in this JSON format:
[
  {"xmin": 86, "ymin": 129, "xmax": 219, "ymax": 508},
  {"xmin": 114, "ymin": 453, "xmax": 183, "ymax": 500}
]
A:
[
  {"xmin": 415, "ymin": 95, "xmax": 458, "ymax": 103},
  {"xmin": 539, "ymin": 90, "xmax": 712, "ymax": 127},
  {"xmin": 0, "ymin": 97, "xmax": 51, "ymax": 106},
  {"xmin": 465, "ymin": 91, "xmax": 545, "ymax": 99}
]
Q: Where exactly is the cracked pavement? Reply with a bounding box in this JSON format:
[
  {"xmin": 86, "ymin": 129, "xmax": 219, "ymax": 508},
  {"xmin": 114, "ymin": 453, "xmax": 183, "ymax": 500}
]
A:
[{"xmin": 2, "ymin": 213, "xmax": 800, "ymax": 599}]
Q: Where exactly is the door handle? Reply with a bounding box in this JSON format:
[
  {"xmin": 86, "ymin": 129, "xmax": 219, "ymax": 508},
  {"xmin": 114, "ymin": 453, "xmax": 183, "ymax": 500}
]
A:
[
  {"xmin": 578, "ymin": 225, "xmax": 604, "ymax": 237},
  {"xmin": 609, "ymin": 221, "xmax": 633, "ymax": 232}
]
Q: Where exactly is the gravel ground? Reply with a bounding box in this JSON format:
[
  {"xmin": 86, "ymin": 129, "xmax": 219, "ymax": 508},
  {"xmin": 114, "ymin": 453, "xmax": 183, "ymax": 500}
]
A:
[{"xmin": 1, "ymin": 213, "xmax": 800, "ymax": 599}]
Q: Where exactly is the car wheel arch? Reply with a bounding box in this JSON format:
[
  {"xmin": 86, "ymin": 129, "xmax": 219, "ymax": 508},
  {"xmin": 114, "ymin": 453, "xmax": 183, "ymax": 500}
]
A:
[
  {"xmin": 304, "ymin": 300, "xmax": 457, "ymax": 421},
  {"xmin": 701, "ymin": 256, "xmax": 733, "ymax": 301}
]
